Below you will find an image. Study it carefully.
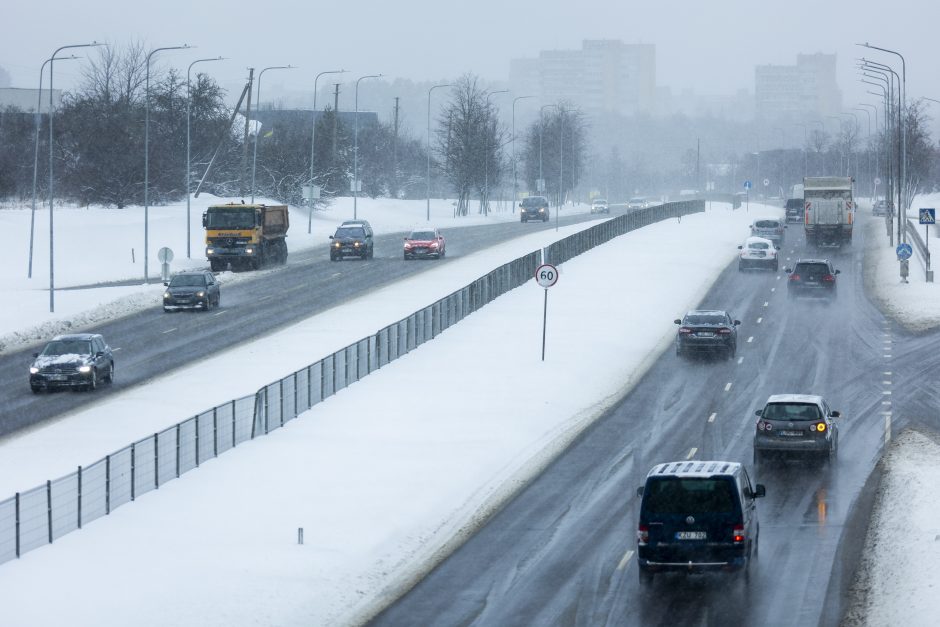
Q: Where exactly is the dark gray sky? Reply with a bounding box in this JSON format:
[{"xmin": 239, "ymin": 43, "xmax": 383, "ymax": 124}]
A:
[{"xmin": 3, "ymin": 0, "xmax": 937, "ymax": 118}]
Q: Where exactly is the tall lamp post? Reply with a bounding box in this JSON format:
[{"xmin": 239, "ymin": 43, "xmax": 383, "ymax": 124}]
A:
[
  {"xmin": 511, "ymin": 95, "xmax": 534, "ymax": 214},
  {"xmin": 28, "ymin": 53, "xmax": 78, "ymax": 279},
  {"xmin": 250, "ymin": 65, "xmax": 293, "ymax": 203},
  {"xmin": 46, "ymin": 41, "xmax": 105, "ymax": 312},
  {"xmin": 144, "ymin": 44, "xmax": 190, "ymax": 284},
  {"xmin": 862, "ymin": 62, "xmax": 902, "ymax": 241},
  {"xmin": 307, "ymin": 69, "xmax": 346, "ymax": 234},
  {"xmin": 353, "ymin": 73, "xmax": 382, "ymax": 220},
  {"xmin": 482, "ymin": 90, "xmax": 508, "ymax": 215},
  {"xmin": 186, "ymin": 56, "xmax": 224, "ymax": 259},
  {"xmin": 426, "ymin": 83, "xmax": 452, "ymax": 222}
]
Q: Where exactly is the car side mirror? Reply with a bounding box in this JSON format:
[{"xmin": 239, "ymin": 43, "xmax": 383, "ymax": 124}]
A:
[
  {"xmin": 329, "ymin": 235, "xmax": 334, "ymax": 240},
  {"xmin": 636, "ymin": 486, "xmax": 645, "ymax": 497},
  {"xmin": 752, "ymin": 484, "xmax": 766, "ymax": 498},
  {"xmin": 737, "ymin": 245, "xmax": 743, "ymax": 250},
  {"xmin": 834, "ymin": 269, "xmax": 841, "ymax": 274},
  {"xmin": 674, "ymin": 319, "xmax": 682, "ymax": 325},
  {"xmin": 830, "ymin": 410, "xmax": 841, "ymax": 418},
  {"xmin": 33, "ymin": 352, "xmax": 39, "ymax": 358},
  {"xmin": 163, "ymin": 281, "xmax": 169, "ymax": 287},
  {"xmin": 775, "ymin": 246, "xmax": 781, "ymax": 250},
  {"xmin": 201, "ymin": 213, "xmax": 207, "ymax": 228},
  {"xmin": 755, "ymin": 410, "xmax": 762, "ymax": 416},
  {"xmin": 784, "ymin": 267, "xmax": 792, "ymax": 273},
  {"xmin": 733, "ymin": 320, "xmax": 741, "ymax": 325},
  {"xmin": 96, "ymin": 351, "xmax": 105, "ymax": 358},
  {"xmin": 403, "ymin": 237, "xmax": 408, "ymax": 241}
]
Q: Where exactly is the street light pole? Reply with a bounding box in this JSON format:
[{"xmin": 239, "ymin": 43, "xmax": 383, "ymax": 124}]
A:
[
  {"xmin": 307, "ymin": 69, "xmax": 345, "ymax": 234},
  {"xmin": 511, "ymin": 95, "xmax": 534, "ymax": 214},
  {"xmin": 186, "ymin": 56, "xmax": 223, "ymax": 259},
  {"xmin": 354, "ymin": 73, "xmax": 382, "ymax": 220},
  {"xmin": 145, "ymin": 44, "xmax": 190, "ymax": 284},
  {"xmin": 28, "ymin": 54, "xmax": 77, "ymax": 279},
  {"xmin": 250, "ymin": 65, "xmax": 293, "ymax": 203},
  {"xmin": 426, "ymin": 83, "xmax": 453, "ymax": 222},
  {"xmin": 861, "ymin": 62, "xmax": 902, "ymax": 241},
  {"xmin": 852, "ymin": 107, "xmax": 872, "ymax": 198},
  {"xmin": 46, "ymin": 42, "xmax": 105, "ymax": 312},
  {"xmin": 483, "ymin": 90, "xmax": 508, "ymax": 216}
]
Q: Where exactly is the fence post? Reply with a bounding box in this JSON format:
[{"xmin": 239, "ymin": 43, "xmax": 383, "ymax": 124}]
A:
[
  {"xmin": 213, "ymin": 408, "xmax": 219, "ymax": 458},
  {"xmin": 77, "ymin": 465, "xmax": 82, "ymax": 529},
  {"xmin": 175, "ymin": 424, "xmax": 181, "ymax": 478},
  {"xmin": 264, "ymin": 387, "xmax": 270, "ymax": 435},
  {"xmin": 195, "ymin": 414, "xmax": 201, "ymax": 467},
  {"xmin": 307, "ymin": 365, "xmax": 313, "ymax": 410},
  {"xmin": 46, "ymin": 480, "xmax": 52, "ymax": 544},
  {"xmin": 14, "ymin": 493, "xmax": 19, "ymax": 558},
  {"xmin": 232, "ymin": 400, "xmax": 237, "ymax": 449},
  {"xmin": 279, "ymin": 379, "xmax": 284, "ymax": 427},
  {"xmin": 130, "ymin": 443, "xmax": 136, "ymax": 502},
  {"xmin": 105, "ymin": 455, "xmax": 111, "ymax": 515},
  {"xmin": 153, "ymin": 433, "xmax": 159, "ymax": 489},
  {"xmin": 294, "ymin": 371, "xmax": 299, "ymax": 417}
]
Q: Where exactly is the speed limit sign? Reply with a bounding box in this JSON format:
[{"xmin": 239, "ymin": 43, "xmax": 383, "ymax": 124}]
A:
[{"xmin": 535, "ymin": 263, "xmax": 559, "ymax": 288}]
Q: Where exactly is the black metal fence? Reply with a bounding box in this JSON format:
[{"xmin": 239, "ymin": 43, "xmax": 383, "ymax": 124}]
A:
[{"xmin": 0, "ymin": 200, "xmax": 704, "ymax": 566}]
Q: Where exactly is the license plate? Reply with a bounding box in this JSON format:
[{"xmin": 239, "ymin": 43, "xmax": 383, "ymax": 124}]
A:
[
  {"xmin": 696, "ymin": 332, "xmax": 714, "ymax": 337},
  {"xmin": 48, "ymin": 374, "xmax": 67, "ymax": 381},
  {"xmin": 676, "ymin": 531, "xmax": 706, "ymax": 540},
  {"xmin": 779, "ymin": 430, "xmax": 803, "ymax": 437}
]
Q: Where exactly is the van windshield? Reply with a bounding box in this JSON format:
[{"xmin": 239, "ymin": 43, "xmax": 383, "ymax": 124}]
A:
[{"xmin": 643, "ymin": 478, "xmax": 736, "ymax": 515}]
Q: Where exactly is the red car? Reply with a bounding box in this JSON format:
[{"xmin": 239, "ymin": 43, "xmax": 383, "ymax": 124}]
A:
[{"xmin": 403, "ymin": 228, "xmax": 446, "ymax": 260}]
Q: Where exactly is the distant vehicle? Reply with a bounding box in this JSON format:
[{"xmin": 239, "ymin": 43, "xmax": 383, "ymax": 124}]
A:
[
  {"xmin": 403, "ymin": 228, "xmax": 446, "ymax": 260},
  {"xmin": 330, "ymin": 221, "xmax": 374, "ymax": 260},
  {"xmin": 636, "ymin": 460, "xmax": 765, "ymax": 584},
  {"xmin": 753, "ymin": 394, "xmax": 840, "ymax": 464},
  {"xmin": 785, "ymin": 198, "xmax": 803, "ymax": 223},
  {"xmin": 872, "ymin": 198, "xmax": 889, "ymax": 217},
  {"xmin": 803, "ymin": 176, "xmax": 854, "ymax": 248},
  {"xmin": 591, "ymin": 198, "xmax": 610, "ymax": 214},
  {"xmin": 203, "ymin": 202, "xmax": 289, "ymax": 271},
  {"xmin": 519, "ymin": 196, "xmax": 550, "ymax": 222},
  {"xmin": 163, "ymin": 270, "xmax": 221, "ymax": 312},
  {"xmin": 627, "ymin": 197, "xmax": 649, "ymax": 210},
  {"xmin": 785, "ymin": 259, "xmax": 839, "ymax": 300},
  {"xmin": 738, "ymin": 236, "xmax": 779, "ymax": 271},
  {"xmin": 674, "ymin": 310, "xmax": 740, "ymax": 360},
  {"xmin": 750, "ymin": 218, "xmax": 786, "ymax": 245},
  {"xmin": 29, "ymin": 333, "xmax": 114, "ymax": 393}
]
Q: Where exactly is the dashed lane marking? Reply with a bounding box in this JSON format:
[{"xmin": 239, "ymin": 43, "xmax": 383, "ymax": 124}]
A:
[
  {"xmin": 757, "ymin": 317, "xmax": 763, "ymax": 324},
  {"xmin": 747, "ymin": 336, "xmax": 754, "ymax": 343},
  {"xmin": 162, "ymin": 328, "xmax": 177, "ymax": 334},
  {"xmin": 617, "ymin": 550, "xmax": 635, "ymax": 571},
  {"xmin": 687, "ymin": 447, "xmax": 698, "ymax": 460},
  {"xmin": 763, "ymin": 301, "xmax": 769, "ymax": 307},
  {"xmin": 708, "ymin": 413, "xmax": 717, "ymax": 423},
  {"xmin": 213, "ymin": 310, "xmax": 227, "ymax": 316},
  {"xmin": 724, "ymin": 382, "xmax": 732, "ymax": 392},
  {"xmin": 737, "ymin": 356, "xmax": 744, "ymax": 364}
]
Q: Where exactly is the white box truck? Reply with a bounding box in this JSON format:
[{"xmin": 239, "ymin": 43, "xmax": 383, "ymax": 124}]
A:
[{"xmin": 803, "ymin": 177, "xmax": 854, "ymax": 247}]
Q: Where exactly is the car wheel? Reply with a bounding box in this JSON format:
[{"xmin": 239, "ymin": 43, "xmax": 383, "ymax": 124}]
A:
[
  {"xmin": 31, "ymin": 385, "xmax": 42, "ymax": 394},
  {"xmin": 203, "ymin": 297, "xmax": 212, "ymax": 311},
  {"xmin": 403, "ymin": 253, "xmax": 409, "ymax": 261},
  {"xmin": 773, "ymin": 261, "xmax": 779, "ymax": 272},
  {"xmin": 521, "ymin": 218, "xmax": 527, "ymax": 223},
  {"xmin": 440, "ymin": 248, "xmax": 445, "ymax": 258},
  {"xmin": 163, "ymin": 307, "xmax": 171, "ymax": 313},
  {"xmin": 105, "ymin": 362, "xmax": 114, "ymax": 384},
  {"xmin": 87, "ymin": 369, "xmax": 98, "ymax": 392},
  {"xmin": 728, "ymin": 343, "xmax": 736, "ymax": 360}
]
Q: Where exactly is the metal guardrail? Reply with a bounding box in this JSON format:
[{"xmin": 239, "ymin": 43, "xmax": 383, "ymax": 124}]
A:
[
  {"xmin": 0, "ymin": 200, "xmax": 705, "ymax": 566},
  {"xmin": 904, "ymin": 218, "xmax": 932, "ymax": 279}
]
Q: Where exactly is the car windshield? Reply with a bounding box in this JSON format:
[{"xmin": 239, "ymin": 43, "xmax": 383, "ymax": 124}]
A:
[
  {"xmin": 754, "ymin": 220, "xmax": 779, "ymax": 228},
  {"xmin": 409, "ymin": 231, "xmax": 437, "ymax": 240},
  {"xmin": 629, "ymin": 197, "xmax": 645, "ymax": 203},
  {"xmin": 334, "ymin": 227, "xmax": 365, "ymax": 239},
  {"xmin": 42, "ymin": 340, "xmax": 92, "ymax": 356},
  {"xmin": 643, "ymin": 478, "xmax": 736, "ymax": 515},
  {"xmin": 521, "ymin": 197, "xmax": 545, "ymax": 207},
  {"xmin": 205, "ymin": 208, "xmax": 256, "ymax": 229},
  {"xmin": 748, "ymin": 241, "xmax": 770, "ymax": 250},
  {"xmin": 593, "ymin": 199, "xmax": 607, "ymax": 204},
  {"xmin": 685, "ymin": 314, "xmax": 727, "ymax": 325},
  {"xmin": 762, "ymin": 402, "xmax": 823, "ymax": 421},
  {"xmin": 795, "ymin": 263, "xmax": 829, "ymax": 275},
  {"xmin": 169, "ymin": 275, "xmax": 206, "ymax": 287}
]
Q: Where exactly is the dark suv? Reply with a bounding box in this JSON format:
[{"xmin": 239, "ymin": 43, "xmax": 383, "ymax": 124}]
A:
[
  {"xmin": 675, "ymin": 310, "xmax": 740, "ymax": 359},
  {"xmin": 785, "ymin": 259, "xmax": 839, "ymax": 300},
  {"xmin": 785, "ymin": 198, "xmax": 803, "ymax": 223},
  {"xmin": 29, "ymin": 333, "xmax": 114, "ymax": 393},
  {"xmin": 753, "ymin": 394, "xmax": 840, "ymax": 464},
  {"xmin": 519, "ymin": 196, "xmax": 549, "ymax": 223},
  {"xmin": 163, "ymin": 270, "xmax": 220, "ymax": 312},
  {"xmin": 330, "ymin": 220, "xmax": 374, "ymax": 260},
  {"xmin": 636, "ymin": 460, "xmax": 765, "ymax": 584}
]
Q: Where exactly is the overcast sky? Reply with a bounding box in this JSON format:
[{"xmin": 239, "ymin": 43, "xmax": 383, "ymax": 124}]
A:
[{"xmin": 2, "ymin": 0, "xmax": 938, "ymax": 118}]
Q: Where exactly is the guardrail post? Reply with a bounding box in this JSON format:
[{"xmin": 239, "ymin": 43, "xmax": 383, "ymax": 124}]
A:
[
  {"xmin": 213, "ymin": 408, "xmax": 218, "ymax": 458},
  {"xmin": 14, "ymin": 493, "xmax": 19, "ymax": 558},
  {"xmin": 263, "ymin": 387, "xmax": 270, "ymax": 435},
  {"xmin": 130, "ymin": 443, "xmax": 136, "ymax": 501},
  {"xmin": 175, "ymin": 424, "xmax": 181, "ymax": 477},
  {"xmin": 231, "ymin": 400, "xmax": 237, "ymax": 449},
  {"xmin": 195, "ymin": 415, "xmax": 201, "ymax": 467},
  {"xmin": 153, "ymin": 433, "xmax": 159, "ymax": 489},
  {"xmin": 77, "ymin": 465, "xmax": 82, "ymax": 529},
  {"xmin": 105, "ymin": 455, "xmax": 111, "ymax": 515},
  {"xmin": 46, "ymin": 480, "xmax": 52, "ymax": 544}
]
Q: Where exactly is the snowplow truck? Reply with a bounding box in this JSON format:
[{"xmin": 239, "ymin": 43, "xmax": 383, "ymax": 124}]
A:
[
  {"xmin": 203, "ymin": 202, "xmax": 289, "ymax": 271},
  {"xmin": 803, "ymin": 177, "xmax": 854, "ymax": 248}
]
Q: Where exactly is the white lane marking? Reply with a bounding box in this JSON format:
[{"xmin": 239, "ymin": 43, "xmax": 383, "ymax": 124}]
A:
[
  {"xmin": 747, "ymin": 336, "xmax": 754, "ymax": 343},
  {"xmin": 258, "ymin": 295, "xmax": 272, "ymax": 302},
  {"xmin": 724, "ymin": 382, "xmax": 732, "ymax": 392},
  {"xmin": 882, "ymin": 401, "xmax": 892, "ymax": 406},
  {"xmin": 756, "ymin": 317, "xmax": 763, "ymax": 324},
  {"xmin": 882, "ymin": 381, "xmax": 892, "ymax": 385},
  {"xmin": 213, "ymin": 310, "xmax": 227, "ymax": 316},
  {"xmin": 884, "ymin": 371, "xmax": 893, "ymax": 376},
  {"xmin": 883, "ymin": 340, "xmax": 892, "ymax": 344},
  {"xmin": 687, "ymin": 447, "xmax": 698, "ymax": 460},
  {"xmin": 884, "ymin": 354, "xmax": 892, "ymax": 359},
  {"xmin": 112, "ymin": 347, "xmax": 122, "ymax": 352},
  {"xmin": 708, "ymin": 413, "xmax": 717, "ymax": 423},
  {"xmin": 771, "ymin": 287, "xmax": 776, "ymax": 293},
  {"xmin": 763, "ymin": 301, "xmax": 769, "ymax": 307},
  {"xmin": 617, "ymin": 550, "xmax": 635, "ymax": 571},
  {"xmin": 331, "ymin": 273, "xmax": 342, "ymax": 278},
  {"xmin": 737, "ymin": 356, "xmax": 744, "ymax": 364},
  {"xmin": 885, "ymin": 415, "xmax": 892, "ymax": 445},
  {"xmin": 882, "ymin": 391, "xmax": 892, "ymax": 395},
  {"xmin": 776, "ymin": 275, "xmax": 781, "ymax": 280},
  {"xmin": 162, "ymin": 328, "xmax": 177, "ymax": 334}
]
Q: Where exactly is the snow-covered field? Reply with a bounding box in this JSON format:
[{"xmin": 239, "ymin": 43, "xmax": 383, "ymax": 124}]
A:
[{"xmin": 0, "ymin": 194, "xmax": 937, "ymax": 626}]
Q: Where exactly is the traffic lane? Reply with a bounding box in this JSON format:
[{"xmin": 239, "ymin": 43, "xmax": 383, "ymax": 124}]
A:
[
  {"xmin": 0, "ymin": 211, "xmax": 613, "ymax": 437},
  {"xmin": 368, "ymin": 224, "xmax": 888, "ymax": 626}
]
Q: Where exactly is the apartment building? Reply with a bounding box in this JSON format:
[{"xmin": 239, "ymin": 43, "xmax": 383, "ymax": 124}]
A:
[{"xmin": 754, "ymin": 53, "xmax": 842, "ymax": 122}]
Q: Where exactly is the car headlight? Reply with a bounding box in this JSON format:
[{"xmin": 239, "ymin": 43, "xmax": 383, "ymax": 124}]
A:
[
  {"xmin": 163, "ymin": 292, "xmax": 171, "ymax": 299},
  {"xmin": 207, "ymin": 248, "xmax": 215, "ymax": 255},
  {"xmin": 30, "ymin": 367, "xmax": 39, "ymax": 374},
  {"xmin": 245, "ymin": 247, "xmax": 254, "ymax": 254},
  {"xmin": 333, "ymin": 242, "xmax": 341, "ymax": 248},
  {"xmin": 196, "ymin": 291, "xmax": 205, "ymax": 298},
  {"xmin": 354, "ymin": 242, "xmax": 360, "ymax": 248},
  {"xmin": 78, "ymin": 365, "xmax": 92, "ymax": 373}
]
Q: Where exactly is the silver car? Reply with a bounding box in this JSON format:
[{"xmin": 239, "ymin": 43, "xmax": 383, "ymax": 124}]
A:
[{"xmin": 753, "ymin": 394, "xmax": 840, "ymax": 464}]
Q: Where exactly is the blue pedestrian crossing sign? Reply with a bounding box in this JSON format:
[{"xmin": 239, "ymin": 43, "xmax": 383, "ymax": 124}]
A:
[
  {"xmin": 743, "ymin": 180, "xmax": 752, "ymax": 190},
  {"xmin": 919, "ymin": 208, "xmax": 935, "ymax": 224},
  {"xmin": 896, "ymin": 243, "xmax": 913, "ymax": 260}
]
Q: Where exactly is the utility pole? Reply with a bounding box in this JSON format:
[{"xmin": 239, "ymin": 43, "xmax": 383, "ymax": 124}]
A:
[
  {"xmin": 240, "ymin": 68, "xmax": 254, "ymax": 197},
  {"xmin": 393, "ymin": 96, "xmax": 400, "ymax": 199},
  {"xmin": 332, "ymin": 83, "xmax": 340, "ymax": 163}
]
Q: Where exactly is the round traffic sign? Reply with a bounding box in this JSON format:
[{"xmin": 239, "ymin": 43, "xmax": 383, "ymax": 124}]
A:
[
  {"xmin": 535, "ymin": 263, "xmax": 559, "ymax": 288},
  {"xmin": 896, "ymin": 243, "xmax": 913, "ymax": 261},
  {"xmin": 157, "ymin": 247, "xmax": 174, "ymax": 263},
  {"xmin": 763, "ymin": 178, "xmax": 770, "ymax": 187},
  {"xmin": 874, "ymin": 177, "xmax": 882, "ymax": 186}
]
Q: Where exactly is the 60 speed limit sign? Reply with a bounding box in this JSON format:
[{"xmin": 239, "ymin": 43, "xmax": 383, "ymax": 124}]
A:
[{"xmin": 535, "ymin": 263, "xmax": 559, "ymax": 288}]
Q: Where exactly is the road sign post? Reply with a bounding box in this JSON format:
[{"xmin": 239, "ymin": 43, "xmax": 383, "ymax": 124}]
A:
[
  {"xmin": 920, "ymin": 208, "xmax": 935, "ymax": 281},
  {"xmin": 743, "ymin": 180, "xmax": 751, "ymax": 212},
  {"xmin": 535, "ymin": 263, "xmax": 558, "ymax": 361},
  {"xmin": 157, "ymin": 246, "xmax": 174, "ymax": 283}
]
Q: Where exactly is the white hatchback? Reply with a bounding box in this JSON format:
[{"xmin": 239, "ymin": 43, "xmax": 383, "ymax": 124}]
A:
[{"xmin": 737, "ymin": 236, "xmax": 779, "ymax": 271}]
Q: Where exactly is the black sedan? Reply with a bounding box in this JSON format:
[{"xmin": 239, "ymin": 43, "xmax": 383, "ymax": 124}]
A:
[
  {"xmin": 674, "ymin": 310, "xmax": 740, "ymax": 359},
  {"xmin": 29, "ymin": 333, "xmax": 114, "ymax": 393},
  {"xmin": 785, "ymin": 259, "xmax": 839, "ymax": 300},
  {"xmin": 163, "ymin": 270, "xmax": 221, "ymax": 312}
]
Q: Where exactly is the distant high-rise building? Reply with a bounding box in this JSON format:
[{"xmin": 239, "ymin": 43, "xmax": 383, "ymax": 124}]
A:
[
  {"xmin": 754, "ymin": 53, "xmax": 842, "ymax": 122},
  {"xmin": 509, "ymin": 40, "xmax": 656, "ymax": 117}
]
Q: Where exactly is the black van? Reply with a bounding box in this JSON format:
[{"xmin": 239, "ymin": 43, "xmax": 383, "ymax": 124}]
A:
[{"xmin": 636, "ymin": 460, "xmax": 765, "ymax": 584}]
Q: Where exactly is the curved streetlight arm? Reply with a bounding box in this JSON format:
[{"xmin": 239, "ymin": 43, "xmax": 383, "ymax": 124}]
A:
[
  {"xmin": 307, "ymin": 69, "xmax": 346, "ymax": 233},
  {"xmin": 426, "ymin": 82, "xmax": 453, "ymax": 221},
  {"xmin": 353, "ymin": 74, "xmax": 383, "ymax": 219},
  {"xmin": 250, "ymin": 64, "xmax": 294, "ymax": 202}
]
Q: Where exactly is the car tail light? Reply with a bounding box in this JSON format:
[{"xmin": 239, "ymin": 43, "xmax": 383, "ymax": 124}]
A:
[
  {"xmin": 637, "ymin": 525, "xmax": 649, "ymax": 545},
  {"xmin": 678, "ymin": 327, "xmax": 692, "ymax": 335},
  {"xmin": 814, "ymin": 422, "xmax": 827, "ymax": 432},
  {"xmin": 789, "ymin": 274, "xmax": 800, "ymax": 281},
  {"xmin": 733, "ymin": 524, "xmax": 745, "ymax": 544},
  {"xmin": 757, "ymin": 420, "xmax": 772, "ymax": 431},
  {"xmin": 822, "ymin": 274, "xmax": 835, "ymax": 282}
]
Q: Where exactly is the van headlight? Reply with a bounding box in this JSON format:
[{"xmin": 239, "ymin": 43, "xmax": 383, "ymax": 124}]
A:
[
  {"xmin": 30, "ymin": 367, "xmax": 39, "ymax": 374},
  {"xmin": 78, "ymin": 365, "xmax": 92, "ymax": 373},
  {"xmin": 196, "ymin": 291, "xmax": 205, "ymax": 298}
]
